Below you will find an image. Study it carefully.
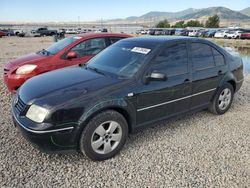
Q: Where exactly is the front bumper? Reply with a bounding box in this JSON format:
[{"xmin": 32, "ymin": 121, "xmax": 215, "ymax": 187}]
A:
[
  {"xmin": 11, "ymin": 99, "xmax": 79, "ymax": 153},
  {"xmin": 4, "ymin": 73, "xmax": 31, "ymax": 93},
  {"xmin": 227, "ymin": 35, "xmax": 238, "ymax": 39}
]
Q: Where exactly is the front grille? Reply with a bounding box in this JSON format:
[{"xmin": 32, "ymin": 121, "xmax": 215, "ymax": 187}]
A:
[
  {"xmin": 4, "ymin": 68, "xmax": 9, "ymax": 75},
  {"xmin": 14, "ymin": 96, "xmax": 27, "ymax": 115}
]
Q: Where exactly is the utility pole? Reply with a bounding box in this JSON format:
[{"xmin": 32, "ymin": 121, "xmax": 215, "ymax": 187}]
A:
[
  {"xmin": 78, "ymin": 16, "xmax": 80, "ymax": 28},
  {"xmin": 101, "ymin": 18, "xmax": 103, "ymax": 28}
]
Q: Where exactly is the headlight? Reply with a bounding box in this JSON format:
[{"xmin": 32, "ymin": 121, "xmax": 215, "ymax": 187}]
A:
[
  {"xmin": 26, "ymin": 104, "xmax": 48, "ymax": 123},
  {"xmin": 16, "ymin": 64, "xmax": 37, "ymax": 75}
]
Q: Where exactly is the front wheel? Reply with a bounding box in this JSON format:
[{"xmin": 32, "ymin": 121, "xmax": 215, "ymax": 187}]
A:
[
  {"xmin": 208, "ymin": 83, "xmax": 234, "ymax": 115},
  {"xmin": 79, "ymin": 110, "xmax": 128, "ymax": 161}
]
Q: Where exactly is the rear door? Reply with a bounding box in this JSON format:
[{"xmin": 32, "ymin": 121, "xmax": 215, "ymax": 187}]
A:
[
  {"xmin": 189, "ymin": 42, "xmax": 227, "ymax": 108},
  {"xmin": 136, "ymin": 42, "xmax": 192, "ymax": 125}
]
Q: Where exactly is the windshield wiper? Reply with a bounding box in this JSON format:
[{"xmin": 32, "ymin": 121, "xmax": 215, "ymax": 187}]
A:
[
  {"xmin": 79, "ymin": 63, "xmax": 87, "ymax": 67},
  {"xmin": 38, "ymin": 49, "xmax": 51, "ymax": 56},
  {"xmin": 87, "ymin": 66, "xmax": 106, "ymax": 76}
]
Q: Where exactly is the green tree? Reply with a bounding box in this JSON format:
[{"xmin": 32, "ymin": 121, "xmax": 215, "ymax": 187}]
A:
[
  {"xmin": 156, "ymin": 19, "xmax": 170, "ymax": 28},
  {"xmin": 205, "ymin": 15, "xmax": 220, "ymax": 28},
  {"xmin": 184, "ymin": 20, "xmax": 204, "ymax": 27},
  {"xmin": 172, "ymin": 21, "xmax": 185, "ymax": 28}
]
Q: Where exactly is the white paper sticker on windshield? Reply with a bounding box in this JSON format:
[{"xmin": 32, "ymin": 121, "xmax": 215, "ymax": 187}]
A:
[
  {"xmin": 73, "ymin": 36, "xmax": 82, "ymax": 40},
  {"xmin": 131, "ymin": 47, "xmax": 151, "ymax": 54}
]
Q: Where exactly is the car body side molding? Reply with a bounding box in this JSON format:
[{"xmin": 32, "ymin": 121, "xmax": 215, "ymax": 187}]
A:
[{"xmin": 137, "ymin": 88, "xmax": 217, "ymax": 112}]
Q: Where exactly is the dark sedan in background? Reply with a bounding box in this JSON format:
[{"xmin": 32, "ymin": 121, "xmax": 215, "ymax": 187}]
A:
[{"xmin": 11, "ymin": 36, "xmax": 243, "ymax": 161}]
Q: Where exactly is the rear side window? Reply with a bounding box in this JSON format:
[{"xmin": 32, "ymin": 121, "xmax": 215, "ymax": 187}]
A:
[
  {"xmin": 212, "ymin": 48, "xmax": 225, "ymax": 66},
  {"xmin": 110, "ymin": 37, "xmax": 124, "ymax": 44},
  {"xmin": 191, "ymin": 43, "xmax": 215, "ymax": 70},
  {"xmin": 152, "ymin": 43, "xmax": 188, "ymax": 77}
]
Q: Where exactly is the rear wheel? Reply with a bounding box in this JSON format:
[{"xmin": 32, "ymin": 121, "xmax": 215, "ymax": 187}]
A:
[
  {"xmin": 208, "ymin": 83, "xmax": 234, "ymax": 115},
  {"xmin": 79, "ymin": 110, "xmax": 128, "ymax": 161}
]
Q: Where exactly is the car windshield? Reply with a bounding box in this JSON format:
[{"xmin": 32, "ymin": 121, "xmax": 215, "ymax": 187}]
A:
[
  {"xmin": 86, "ymin": 41, "xmax": 156, "ymax": 79},
  {"xmin": 218, "ymin": 30, "xmax": 227, "ymax": 33},
  {"xmin": 38, "ymin": 36, "xmax": 80, "ymax": 56},
  {"xmin": 176, "ymin": 29, "xmax": 184, "ymax": 32}
]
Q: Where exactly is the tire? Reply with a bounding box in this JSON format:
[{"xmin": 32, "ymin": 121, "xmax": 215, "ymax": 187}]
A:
[
  {"xmin": 208, "ymin": 83, "xmax": 234, "ymax": 115},
  {"xmin": 79, "ymin": 110, "xmax": 128, "ymax": 161}
]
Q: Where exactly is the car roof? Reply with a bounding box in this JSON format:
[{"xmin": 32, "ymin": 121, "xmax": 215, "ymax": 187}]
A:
[
  {"xmin": 76, "ymin": 32, "xmax": 131, "ymax": 38},
  {"xmin": 120, "ymin": 36, "xmax": 208, "ymax": 44}
]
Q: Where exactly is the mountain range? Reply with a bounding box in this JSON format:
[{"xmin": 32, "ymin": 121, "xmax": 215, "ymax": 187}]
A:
[
  {"xmin": 110, "ymin": 7, "xmax": 250, "ymax": 24},
  {"xmin": 240, "ymin": 7, "xmax": 250, "ymax": 16}
]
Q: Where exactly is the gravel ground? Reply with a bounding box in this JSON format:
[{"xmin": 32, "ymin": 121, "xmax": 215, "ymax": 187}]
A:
[{"xmin": 0, "ymin": 37, "xmax": 250, "ymax": 187}]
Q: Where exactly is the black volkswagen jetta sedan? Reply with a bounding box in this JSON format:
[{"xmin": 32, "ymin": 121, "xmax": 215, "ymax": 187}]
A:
[{"xmin": 12, "ymin": 36, "xmax": 244, "ymax": 161}]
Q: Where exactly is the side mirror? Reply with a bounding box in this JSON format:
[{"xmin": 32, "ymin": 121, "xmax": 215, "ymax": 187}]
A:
[
  {"xmin": 146, "ymin": 72, "xmax": 167, "ymax": 82},
  {"xmin": 67, "ymin": 51, "xmax": 77, "ymax": 59}
]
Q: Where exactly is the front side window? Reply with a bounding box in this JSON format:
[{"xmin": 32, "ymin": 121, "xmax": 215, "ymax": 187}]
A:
[
  {"xmin": 151, "ymin": 43, "xmax": 188, "ymax": 77},
  {"xmin": 191, "ymin": 43, "xmax": 215, "ymax": 70},
  {"xmin": 71, "ymin": 38, "xmax": 106, "ymax": 58}
]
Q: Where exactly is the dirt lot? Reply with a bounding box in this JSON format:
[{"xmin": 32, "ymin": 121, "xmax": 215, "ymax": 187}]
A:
[{"xmin": 0, "ymin": 36, "xmax": 250, "ymax": 187}]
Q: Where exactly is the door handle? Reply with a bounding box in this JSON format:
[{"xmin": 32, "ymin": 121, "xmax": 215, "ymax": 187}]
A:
[
  {"xmin": 218, "ymin": 70, "xmax": 223, "ymax": 75},
  {"xmin": 184, "ymin": 79, "xmax": 190, "ymax": 83}
]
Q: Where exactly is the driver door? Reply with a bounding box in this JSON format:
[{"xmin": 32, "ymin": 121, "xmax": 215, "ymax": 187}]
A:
[
  {"xmin": 57, "ymin": 37, "xmax": 108, "ymax": 69},
  {"xmin": 136, "ymin": 43, "xmax": 192, "ymax": 125}
]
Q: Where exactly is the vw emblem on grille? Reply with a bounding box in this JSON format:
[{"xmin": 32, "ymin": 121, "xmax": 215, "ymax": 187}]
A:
[{"xmin": 14, "ymin": 96, "xmax": 18, "ymax": 105}]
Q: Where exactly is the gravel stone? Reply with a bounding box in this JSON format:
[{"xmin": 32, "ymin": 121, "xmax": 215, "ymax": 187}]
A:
[{"xmin": 0, "ymin": 37, "xmax": 250, "ymax": 187}]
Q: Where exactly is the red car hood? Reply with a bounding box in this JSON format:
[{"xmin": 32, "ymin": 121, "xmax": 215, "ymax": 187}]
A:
[{"xmin": 6, "ymin": 53, "xmax": 49, "ymax": 69}]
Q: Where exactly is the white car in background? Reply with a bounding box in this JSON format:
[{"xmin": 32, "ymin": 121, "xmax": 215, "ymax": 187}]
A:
[
  {"xmin": 214, "ymin": 30, "xmax": 230, "ymax": 38},
  {"xmin": 18, "ymin": 30, "xmax": 41, "ymax": 37},
  {"xmin": 65, "ymin": 28, "xmax": 78, "ymax": 34},
  {"xmin": 226, "ymin": 30, "xmax": 243, "ymax": 39},
  {"xmin": 13, "ymin": 29, "xmax": 23, "ymax": 36},
  {"xmin": 137, "ymin": 29, "xmax": 148, "ymax": 35},
  {"xmin": 188, "ymin": 29, "xmax": 201, "ymax": 37}
]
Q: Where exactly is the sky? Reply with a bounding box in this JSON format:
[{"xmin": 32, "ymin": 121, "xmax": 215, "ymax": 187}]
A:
[{"xmin": 0, "ymin": 0, "xmax": 249, "ymax": 22}]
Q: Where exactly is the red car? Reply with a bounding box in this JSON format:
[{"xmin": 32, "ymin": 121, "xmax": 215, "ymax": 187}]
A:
[
  {"xmin": 0, "ymin": 31, "xmax": 5, "ymax": 38},
  {"xmin": 4, "ymin": 33, "xmax": 131, "ymax": 92},
  {"xmin": 240, "ymin": 32, "xmax": 250, "ymax": 39}
]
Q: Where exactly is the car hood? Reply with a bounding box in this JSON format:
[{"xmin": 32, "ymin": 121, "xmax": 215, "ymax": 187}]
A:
[
  {"xmin": 7, "ymin": 53, "xmax": 48, "ymax": 68},
  {"xmin": 19, "ymin": 67, "xmax": 121, "ymax": 107}
]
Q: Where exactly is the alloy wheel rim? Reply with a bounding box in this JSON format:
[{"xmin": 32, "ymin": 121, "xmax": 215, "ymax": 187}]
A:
[
  {"xmin": 91, "ymin": 121, "xmax": 122, "ymax": 154},
  {"xmin": 218, "ymin": 88, "xmax": 232, "ymax": 110}
]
